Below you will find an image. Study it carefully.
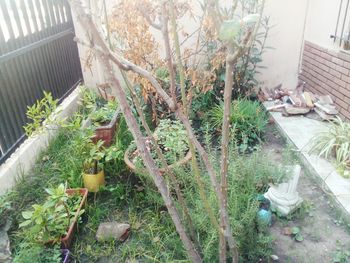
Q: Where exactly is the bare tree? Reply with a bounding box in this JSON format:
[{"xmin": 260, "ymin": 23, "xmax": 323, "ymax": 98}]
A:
[{"xmin": 69, "ymin": 0, "xmax": 264, "ymax": 261}]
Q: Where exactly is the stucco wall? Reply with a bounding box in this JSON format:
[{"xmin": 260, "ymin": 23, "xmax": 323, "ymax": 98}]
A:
[
  {"xmin": 304, "ymin": 0, "xmax": 340, "ymax": 50},
  {"xmin": 75, "ymin": 1, "xmax": 344, "ymax": 94},
  {"xmin": 257, "ymin": 0, "xmax": 309, "ymax": 90}
]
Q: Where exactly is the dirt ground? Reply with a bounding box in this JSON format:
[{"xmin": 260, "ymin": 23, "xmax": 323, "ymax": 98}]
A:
[{"xmin": 262, "ymin": 123, "xmax": 350, "ymax": 263}]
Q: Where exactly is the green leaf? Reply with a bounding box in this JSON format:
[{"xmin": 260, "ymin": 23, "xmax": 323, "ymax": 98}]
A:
[
  {"xmin": 295, "ymin": 233, "xmax": 304, "ymax": 242},
  {"xmin": 22, "ymin": 211, "xmax": 33, "ymax": 219},
  {"xmin": 219, "ymin": 19, "xmax": 241, "ymax": 41},
  {"xmin": 242, "ymin": 14, "xmax": 260, "ymax": 26},
  {"xmin": 291, "ymin": 226, "xmax": 300, "ymax": 235},
  {"xmin": 19, "ymin": 220, "xmax": 32, "ymax": 228}
]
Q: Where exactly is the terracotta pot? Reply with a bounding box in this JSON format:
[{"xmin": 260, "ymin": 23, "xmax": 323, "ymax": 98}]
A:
[
  {"xmin": 60, "ymin": 188, "xmax": 88, "ymax": 248},
  {"xmin": 92, "ymin": 111, "xmax": 120, "ymax": 147},
  {"xmin": 83, "ymin": 170, "xmax": 105, "ymax": 192},
  {"xmin": 124, "ymin": 145, "xmax": 192, "ymax": 174}
]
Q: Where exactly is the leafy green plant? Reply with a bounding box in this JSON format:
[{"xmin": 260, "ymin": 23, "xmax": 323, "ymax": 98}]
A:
[
  {"xmin": 83, "ymin": 140, "xmax": 106, "ymax": 174},
  {"xmin": 19, "ymin": 184, "xmax": 84, "ymax": 244},
  {"xmin": 23, "ymin": 91, "xmax": 59, "ymax": 137},
  {"xmin": 291, "ymin": 226, "xmax": 304, "ymax": 242},
  {"xmin": 79, "ymin": 86, "xmax": 97, "ymax": 113},
  {"xmin": 153, "ymin": 119, "xmax": 189, "ymax": 162},
  {"xmin": 129, "ymin": 119, "xmax": 189, "ymax": 168},
  {"xmin": 308, "ymin": 117, "xmax": 350, "ymax": 177},
  {"xmin": 208, "ymin": 99, "xmax": 268, "ymax": 145},
  {"xmin": 333, "ymin": 241, "xmax": 350, "ymax": 263},
  {"xmin": 0, "ymin": 194, "xmax": 12, "ymax": 227},
  {"xmin": 90, "ymin": 100, "xmax": 118, "ymax": 126},
  {"xmin": 13, "ymin": 244, "xmax": 61, "ymax": 263}
]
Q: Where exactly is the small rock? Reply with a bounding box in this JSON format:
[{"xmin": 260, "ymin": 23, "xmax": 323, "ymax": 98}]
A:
[
  {"xmin": 270, "ymin": 254, "xmax": 279, "ymax": 261},
  {"xmin": 96, "ymin": 222, "xmax": 130, "ymax": 242},
  {"xmin": 282, "ymin": 227, "xmax": 292, "ymax": 236}
]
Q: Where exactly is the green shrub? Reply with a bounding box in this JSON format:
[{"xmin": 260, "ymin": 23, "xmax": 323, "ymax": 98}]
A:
[
  {"xmin": 207, "ymin": 99, "xmax": 268, "ymax": 145},
  {"xmin": 174, "ymin": 148, "xmax": 280, "ymax": 262},
  {"xmin": 308, "ymin": 117, "xmax": 350, "ymax": 177},
  {"xmin": 18, "ymin": 184, "xmax": 84, "ymax": 244},
  {"xmin": 13, "ymin": 244, "xmax": 61, "ymax": 263},
  {"xmin": 23, "ymin": 91, "xmax": 59, "ymax": 137}
]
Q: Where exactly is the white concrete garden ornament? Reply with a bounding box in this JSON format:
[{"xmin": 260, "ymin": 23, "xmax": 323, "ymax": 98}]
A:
[{"xmin": 264, "ymin": 165, "xmax": 303, "ymax": 216}]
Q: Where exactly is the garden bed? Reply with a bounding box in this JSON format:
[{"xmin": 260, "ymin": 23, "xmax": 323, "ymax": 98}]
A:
[{"xmin": 262, "ymin": 124, "xmax": 350, "ymax": 262}]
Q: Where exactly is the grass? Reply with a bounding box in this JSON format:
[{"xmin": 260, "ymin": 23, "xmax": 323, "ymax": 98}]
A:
[{"xmin": 1, "ymin": 111, "xmax": 295, "ymax": 262}]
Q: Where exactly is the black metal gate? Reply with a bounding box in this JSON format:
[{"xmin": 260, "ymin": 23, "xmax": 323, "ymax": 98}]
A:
[{"xmin": 0, "ymin": 0, "xmax": 83, "ymax": 164}]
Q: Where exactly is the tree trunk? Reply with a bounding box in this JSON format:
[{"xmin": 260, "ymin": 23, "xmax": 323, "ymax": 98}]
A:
[{"xmin": 68, "ymin": 2, "xmax": 202, "ymax": 262}]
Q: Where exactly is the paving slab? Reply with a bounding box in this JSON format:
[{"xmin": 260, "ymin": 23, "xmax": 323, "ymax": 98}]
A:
[{"xmin": 264, "ymin": 102, "xmax": 350, "ymax": 216}]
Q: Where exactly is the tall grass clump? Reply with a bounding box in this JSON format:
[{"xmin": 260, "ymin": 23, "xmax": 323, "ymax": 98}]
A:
[
  {"xmin": 208, "ymin": 99, "xmax": 268, "ymax": 145},
  {"xmin": 169, "ymin": 147, "xmax": 286, "ymax": 262},
  {"xmin": 309, "ymin": 117, "xmax": 350, "ymax": 177}
]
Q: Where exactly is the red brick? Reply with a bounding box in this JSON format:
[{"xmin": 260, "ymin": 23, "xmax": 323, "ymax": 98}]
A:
[
  {"xmin": 310, "ymin": 48, "xmax": 321, "ymax": 56},
  {"xmin": 337, "ymin": 52, "xmax": 350, "ymax": 63},
  {"xmin": 341, "ymin": 74, "xmax": 350, "ymax": 83},
  {"xmin": 335, "ymin": 97, "xmax": 348, "ymax": 109},
  {"xmin": 306, "ymin": 41, "xmax": 327, "ymax": 52},
  {"xmin": 324, "ymin": 60, "xmax": 336, "ymax": 69},
  {"xmin": 329, "ymin": 69, "xmax": 342, "ymax": 78},
  {"xmin": 332, "ymin": 57, "xmax": 344, "ymax": 66},
  {"xmin": 331, "ymin": 89, "xmax": 345, "ymax": 100},
  {"xmin": 320, "ymin": 52, "xmax": 333, "ymax": 61},
  {"xmin": 338, "ymin": 85, "xmax": 350, "ymax": 96},
  {"xmin": 343, "ymin": 61, "xmax": 350, "ymax": 70},
  {"xmin": 333, "ymin": 77, "xmax": 347, "ymax": 87},
  {"xmin": 336, "ymin": 65, "xmax": 349, "ymax": 75},
  {"xmin": 339, "ymin": 108, "xmax": 350, "ymax": 120}
]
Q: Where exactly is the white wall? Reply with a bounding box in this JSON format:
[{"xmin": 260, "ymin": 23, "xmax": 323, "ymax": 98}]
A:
[
  {"xmin": 76, "ymin": 0, "xmax": 341, "ymax": 92},
  {"xmin": 304, "ymin": 0, "xmax": 340, "ymax": 50},
  {"xmin": 256, "ymin": 0, "xmax": 309, "ymax": 90}
]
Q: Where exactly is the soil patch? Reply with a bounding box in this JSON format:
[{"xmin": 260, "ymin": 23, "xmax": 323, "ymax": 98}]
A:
[{"xmin": 263, "ymin": 123, "xmax": 350, "ymax": 263}]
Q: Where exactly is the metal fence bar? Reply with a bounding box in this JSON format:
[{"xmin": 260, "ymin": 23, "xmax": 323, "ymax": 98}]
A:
[{"xmin": 0, "ymin": 0, "xmax": 83, "ymax": 165}]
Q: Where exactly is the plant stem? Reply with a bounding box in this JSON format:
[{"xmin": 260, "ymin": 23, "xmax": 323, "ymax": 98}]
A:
[
  {"xmin": 169, "ymin": 0, "xmax": 188, "ymax": 115},
  {"xmin": 121, "ymin": 70, "xmax": 199, "ymax": 249}
]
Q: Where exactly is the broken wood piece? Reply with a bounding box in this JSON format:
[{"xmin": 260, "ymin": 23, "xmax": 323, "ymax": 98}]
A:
[
  {"xmin": 303, "ymin": 92, "xmax": 314, "ymax": 108},
  {"xmin": 284, "ymin": 105, "xmax": 310, "ymax": 115},
  {"xmin": 289, "ymin": 94, "xmax": 306, "ymax": 107},
  {"xmin": 314, "ymin": 102, "xmax": 338, "ymax": 115},
  {"xmin": 261, "ymin": 87, "xmax": 273, "ymax": 100},
  {"xmin": 266, "ymin": 104, "xmax": 286, "ymax": 111},
  {"xmin": 314, "ymin": 107, "xmax": 336, "ymax": 121},
  {"xmin": 318, "ymin": 95, "xmax": 334, "ymax": 105}
]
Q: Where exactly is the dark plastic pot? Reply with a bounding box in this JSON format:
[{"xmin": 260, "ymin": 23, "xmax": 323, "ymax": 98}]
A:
[
  {"xmin": 61, "ymin": 249, "xmax": 70, "ymax": 263},
  {"xmin": 60, "ymin": 188, "xmax": 88, "ymax": 248}
]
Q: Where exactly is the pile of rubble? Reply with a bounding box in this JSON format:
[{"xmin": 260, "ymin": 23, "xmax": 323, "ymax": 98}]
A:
[{"xmin": 258, "ymin": 82, "xmax": 339, "ymax": 121}]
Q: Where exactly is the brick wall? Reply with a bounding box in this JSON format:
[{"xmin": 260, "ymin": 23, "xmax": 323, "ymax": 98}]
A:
[{"xmin": 299, "ymin": 41, "xmax": 350, "ymax": 120}]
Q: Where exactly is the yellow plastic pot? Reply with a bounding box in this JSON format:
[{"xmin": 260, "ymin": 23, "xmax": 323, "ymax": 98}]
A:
[{"xmin": 83, "ymin": 170, "xmax": 105, "ymax": 192}]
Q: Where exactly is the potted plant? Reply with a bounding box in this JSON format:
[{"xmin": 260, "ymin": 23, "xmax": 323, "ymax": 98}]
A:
[
  {"xmin": 19, "ymin": 184, "xmax": 87, "ymax": 249},
  {"xmin": 82, "ymin": 140, "xmax": 106, "ymax": 192},
  {"xmin": 90, "ymin": 100, "xmax": 120, "ymax": 147},
  {"xmin": 124, "ymin": 119, "xmax": 191, "ymax": 173}
]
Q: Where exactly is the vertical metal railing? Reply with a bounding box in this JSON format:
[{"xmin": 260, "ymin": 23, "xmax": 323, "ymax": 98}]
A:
[
  {"xmin": 0, "ymin": 0, "xmax": 83, "ymax": 164},
  {"xmin": 331, "ymin": 0, "xmax": 350, "ymax": 48}
]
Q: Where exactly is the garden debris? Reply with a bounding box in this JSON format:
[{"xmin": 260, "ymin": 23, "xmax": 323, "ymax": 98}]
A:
[
  {"xmin": 96, "ymin": 222, "xmax": 130, "ymax": 242},
  {"xmin": 270, "ymin": 255, "xmax": 279, "ymax": 261},
  {"xmin": 283, "ymin": 105, "xmax": 310, "ymax": 116},
  {"xmin": 260, "ymin": 81, "xmax": 339, "ymax": 120},
  {"xmin": 0, "ymin": 221, "xmax": 12, "ymax": 263}
]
